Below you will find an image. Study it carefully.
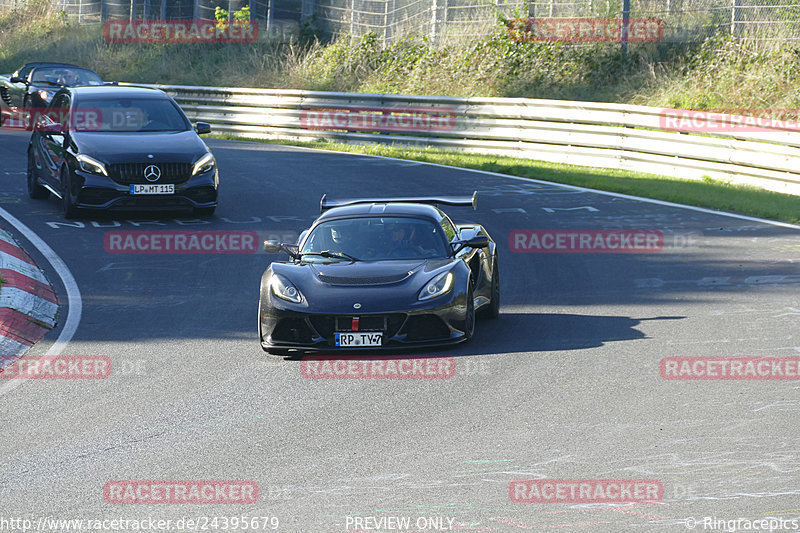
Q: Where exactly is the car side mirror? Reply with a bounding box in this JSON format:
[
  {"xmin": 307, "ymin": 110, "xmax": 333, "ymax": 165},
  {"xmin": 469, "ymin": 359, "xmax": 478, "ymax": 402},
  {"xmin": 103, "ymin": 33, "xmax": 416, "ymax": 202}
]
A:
[
  {"xmin": 10, "ymin": 76, "xmax": 26, "ymax": 84},
  {"xmin": 264, "ymin": 240, "xmax": 283, "ymax": 253},
  {"xmin": 264, "ymin": 240, "xmax": 300, "ymax": 259},
  {"xmin": 451, "ymin": 234, "xmax": 490, "ymax": 255},
  {"xmin": 195, "ymin": 122, "xmax": 211, "ymax": 135},
  {"xmin": 466, "ymin": 235, "xmax": 490, "ymax": 248},
  {"xmin": 36, "ymin": 120, "xmax": 64, "ymax": 133}
]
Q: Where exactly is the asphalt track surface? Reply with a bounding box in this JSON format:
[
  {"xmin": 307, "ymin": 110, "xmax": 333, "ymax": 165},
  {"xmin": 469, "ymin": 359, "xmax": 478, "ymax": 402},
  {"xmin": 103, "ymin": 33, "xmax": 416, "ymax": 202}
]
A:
[{"xmin": 1, "ymin": 129, "xmax": 800, "ymax": 532}]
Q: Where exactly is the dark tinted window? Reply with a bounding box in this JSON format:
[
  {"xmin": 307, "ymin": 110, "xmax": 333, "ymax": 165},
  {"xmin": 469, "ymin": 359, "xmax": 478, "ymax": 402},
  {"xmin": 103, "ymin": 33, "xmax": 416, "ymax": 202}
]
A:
[
  {"xmin": 74, "ymin": 97, "xmax": 189, "ymax": 132},
  {"xmin": 30, "ymin": 67, "xmax": 103, "ymax": 86},
  {"xmin": 302, "ymin": 217, "xmax": 449, "ymax": 261}
]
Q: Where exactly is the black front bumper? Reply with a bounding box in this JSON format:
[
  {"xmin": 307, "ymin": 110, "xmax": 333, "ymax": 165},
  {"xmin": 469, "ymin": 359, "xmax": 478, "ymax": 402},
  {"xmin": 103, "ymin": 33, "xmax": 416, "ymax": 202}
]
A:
[
  {"xmin": 260, "ymin": 309, "xmax": 467, "ymax": 352},
  {"xmin": 71, "ymin": 168, "xmax": 217, "ymax": 212}
]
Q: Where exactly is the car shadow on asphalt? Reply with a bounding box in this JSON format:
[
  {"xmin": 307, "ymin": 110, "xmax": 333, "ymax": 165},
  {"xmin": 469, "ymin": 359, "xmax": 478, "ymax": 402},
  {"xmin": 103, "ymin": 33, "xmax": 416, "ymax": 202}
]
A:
[{"xmin": 457, "ymin": 312, "xmax": 685, "ymax": 356}]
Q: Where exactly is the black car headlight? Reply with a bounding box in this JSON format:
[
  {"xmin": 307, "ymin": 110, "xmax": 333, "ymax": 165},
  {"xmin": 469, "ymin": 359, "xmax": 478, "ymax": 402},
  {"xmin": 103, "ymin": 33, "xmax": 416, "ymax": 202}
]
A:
[
  {"xmin": 419, "ymin": 271, "xmax": 454, "ymax": 301},
  {"xmin": 270, "ymin": 274, "xmax": 304, "ymax": 304},
  {"xmin": 76, "ymin": 154, "xmax": 108, "ymax": 176},
  {"xmin": 37, "ymin": 90, "xmax": 55, "ymax": 103},
  {"xmin": 192, "ymin": 152, "xmax": 215, "ymax": 176}
]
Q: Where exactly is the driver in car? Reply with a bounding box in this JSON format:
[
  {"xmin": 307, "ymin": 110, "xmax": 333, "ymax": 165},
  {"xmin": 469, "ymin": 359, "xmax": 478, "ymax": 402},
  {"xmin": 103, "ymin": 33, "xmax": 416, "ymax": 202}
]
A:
[
  {"xmin": 385, "ymin": 222, "xmax": 424, "ymax": 258},
  {"xmin": 57, "ymin": 69, "xmax": 80, "ymax": 86}
]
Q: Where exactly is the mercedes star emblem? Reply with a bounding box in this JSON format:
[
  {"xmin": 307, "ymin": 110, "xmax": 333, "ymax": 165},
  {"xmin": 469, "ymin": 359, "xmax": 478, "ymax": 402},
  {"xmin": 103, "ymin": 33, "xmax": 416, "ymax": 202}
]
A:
[{"xmin": 143, "ymin": 165, "xmax": 162, "ymax": 182}]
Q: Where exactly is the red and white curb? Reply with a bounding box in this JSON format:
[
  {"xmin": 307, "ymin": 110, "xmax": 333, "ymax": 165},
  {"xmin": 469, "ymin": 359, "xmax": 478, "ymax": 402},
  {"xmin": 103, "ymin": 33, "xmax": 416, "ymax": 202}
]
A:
[{"xmin": 0, "ymin": 226, "xmax": 59, "ymax": 359}]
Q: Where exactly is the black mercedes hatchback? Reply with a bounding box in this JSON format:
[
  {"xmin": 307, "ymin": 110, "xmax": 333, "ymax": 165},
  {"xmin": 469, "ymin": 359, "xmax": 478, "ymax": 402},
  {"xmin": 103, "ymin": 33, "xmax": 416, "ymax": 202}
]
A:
[{"xmin": 26, "ymin": 85, "xmax": 218, "ymax": 218}]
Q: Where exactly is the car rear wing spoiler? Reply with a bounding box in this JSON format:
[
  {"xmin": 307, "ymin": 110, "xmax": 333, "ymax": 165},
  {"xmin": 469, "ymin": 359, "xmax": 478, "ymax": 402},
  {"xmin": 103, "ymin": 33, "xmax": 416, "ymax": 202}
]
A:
[{"xmin": 320, "ymin": 191, "xmax": 477, "ymax": 212}]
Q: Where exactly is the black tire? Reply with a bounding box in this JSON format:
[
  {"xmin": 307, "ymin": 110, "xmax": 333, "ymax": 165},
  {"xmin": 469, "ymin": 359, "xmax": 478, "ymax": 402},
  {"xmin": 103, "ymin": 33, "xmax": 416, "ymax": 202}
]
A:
[
  {"xmin": 27, "ymin": 151, "xmax": 49, "ymax": 199},
  {"xmin": 194, "ymin": 206, "xmax": 216, "ymax": 218},
  {"xmin": 259, "ymin": 298, "xmax": 288, "ymax": 357},
  {"xmin": 60, "ymin": 167, "xmax": 80, "ymax": 219},
  {"xmin": 478, "ymin": 256, "xmax": 500, "ymax": 319},
  {"xmin": 464, "ymin": 283, "xmax": 476, "ymax": 341},
  {"xmin": 22, "ymin": 96, "xmax": 32, "ymax": 130}
]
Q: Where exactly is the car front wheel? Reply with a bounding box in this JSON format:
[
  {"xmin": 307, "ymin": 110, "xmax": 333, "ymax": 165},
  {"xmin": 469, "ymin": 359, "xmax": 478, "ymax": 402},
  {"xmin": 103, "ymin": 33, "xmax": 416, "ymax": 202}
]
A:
[
  {"xmin": 478, "ymin": 256, "xmax": 500, "ymax": 319},
  {"xmin": 464, "ymin": 283, "xmax": 475, "ymax": 340},
  {"xmin": 61, "ymin": 167, "xmax": 80, "ymax": 219},
  {"xmin": 27, "ymin": 151, "xmax": 49, "ymax": 199}
]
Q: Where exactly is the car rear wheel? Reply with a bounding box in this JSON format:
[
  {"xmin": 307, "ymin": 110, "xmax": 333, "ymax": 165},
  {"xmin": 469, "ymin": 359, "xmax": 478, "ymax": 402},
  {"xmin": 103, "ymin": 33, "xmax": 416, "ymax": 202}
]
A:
[
  {"xmin": 60, "ymin": 167, "xmax": 80, "ymax": 219},
  {"xmin": 27, "ymin": 151, "xmax": 49, "ymax": 199},
  {"xmin": 478, "ymin": 256, "xmax": 500, "ymax": 319}
]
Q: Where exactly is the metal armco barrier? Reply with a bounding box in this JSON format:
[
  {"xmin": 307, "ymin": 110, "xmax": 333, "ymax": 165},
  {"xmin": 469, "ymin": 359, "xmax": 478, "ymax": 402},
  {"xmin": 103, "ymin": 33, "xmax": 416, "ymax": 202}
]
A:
[{"xmin": 125, "ymin": 83, "xmax": 800, "ymax": 196}]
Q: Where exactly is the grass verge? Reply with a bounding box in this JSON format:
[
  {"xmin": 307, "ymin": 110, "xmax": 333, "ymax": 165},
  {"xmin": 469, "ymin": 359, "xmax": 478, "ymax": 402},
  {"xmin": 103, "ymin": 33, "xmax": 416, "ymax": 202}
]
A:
[{"xmin": 212, "ymin": 134, "xmax": 800, "ymax": 225}]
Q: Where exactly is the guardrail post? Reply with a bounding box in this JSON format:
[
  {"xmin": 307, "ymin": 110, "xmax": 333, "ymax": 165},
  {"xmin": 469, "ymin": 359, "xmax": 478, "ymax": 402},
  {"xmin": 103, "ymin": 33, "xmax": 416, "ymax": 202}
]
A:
[
  {"xmin": 302, "ymin": 0, "xmax": 314, "ymax": 22},
  {"xmin": 621, "ymin": 0, "xmax": 630, "ymax": 53},
  {"xmin": 383, "ymin": 0, "xmax": 389, "ymax": 45},
  {"xmin": 430, "ymin": 0, "xmax": 446, "ymax": 44},
  {"xmin": 266, "ymin": 0, "xmax": 273, "ymax": 36},
  {"xmin": 350, "ymin": 0, "xmax": 356, "ymax": 35},
  {"xmin": 730, "ymin": 0, "xmax": 742, "ymax": 36}
]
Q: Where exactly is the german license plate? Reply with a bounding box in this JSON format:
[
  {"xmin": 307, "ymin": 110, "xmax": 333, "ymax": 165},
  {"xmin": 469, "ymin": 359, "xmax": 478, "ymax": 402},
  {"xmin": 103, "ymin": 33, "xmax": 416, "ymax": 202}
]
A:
[
  {"xmin": 130, "ymin": 184, "xmax": 174, "ymax": 194},
  {"xmin": 334, "ymin": 332, "xmax": 382, "ymax": 347}
]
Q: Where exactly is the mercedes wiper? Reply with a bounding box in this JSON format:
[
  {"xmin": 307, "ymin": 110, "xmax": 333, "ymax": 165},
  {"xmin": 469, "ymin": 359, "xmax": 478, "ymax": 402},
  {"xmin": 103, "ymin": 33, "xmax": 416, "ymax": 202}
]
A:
[{"xmin": 300, "ymin": 250, "xmax": 361, "ymax": 262}]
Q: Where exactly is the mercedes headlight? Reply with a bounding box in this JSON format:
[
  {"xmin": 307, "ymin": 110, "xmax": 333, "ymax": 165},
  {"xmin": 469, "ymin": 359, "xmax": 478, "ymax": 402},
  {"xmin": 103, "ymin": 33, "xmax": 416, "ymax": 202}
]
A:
[
  {"xmin": 270, "ymin": 274, "xmax": 304, "ymax": 304},
  {"xmin": 76, "ymin": 154, "xmax": 108, "ymax": 176},
  {"xmin": 419, "ymin": 271, "xmax": 454, "ymax": 301},
  {"xmin": 192, "ymin": 152, "xmax": 215, "ymax": 176},
  {"xmin": 37, "ymin": 90, "xmax": 55, "ymax": 102}
]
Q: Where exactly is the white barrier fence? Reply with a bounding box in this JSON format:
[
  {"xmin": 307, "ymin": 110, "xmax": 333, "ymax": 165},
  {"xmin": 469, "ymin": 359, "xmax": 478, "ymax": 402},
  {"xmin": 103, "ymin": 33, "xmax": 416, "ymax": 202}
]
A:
[{"xmin": 129, "ymin": 83, "xmax": 800, "ymax": 196}]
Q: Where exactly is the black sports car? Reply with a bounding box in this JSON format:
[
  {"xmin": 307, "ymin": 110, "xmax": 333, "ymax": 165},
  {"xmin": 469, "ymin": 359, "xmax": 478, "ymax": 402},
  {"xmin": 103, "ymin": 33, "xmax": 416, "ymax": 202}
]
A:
[
  {"xmin": 258, "ymin": 193, "xmax": 499, "ymax": 354},
  {"xmin": 4, "ymin": 64, "xmax": 103, "ymax": 108},
  {"xmin": 27, "ymin": 85, "xmax": 218, "ymax": 218}
]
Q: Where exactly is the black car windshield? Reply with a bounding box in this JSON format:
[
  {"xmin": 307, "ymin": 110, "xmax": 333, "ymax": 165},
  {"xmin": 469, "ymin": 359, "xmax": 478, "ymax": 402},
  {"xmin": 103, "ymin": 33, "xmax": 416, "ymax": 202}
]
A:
[
  {"xmin": 73, "ymin": 97, "xmax": 190, "ymax": 132},
  {"xmin": 31, "ymin": 67, "xmax": 102, "ymax": 86},
  {"xmin": 301, "ymin": 217, "xmax": 450, "ymax": 261}
]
